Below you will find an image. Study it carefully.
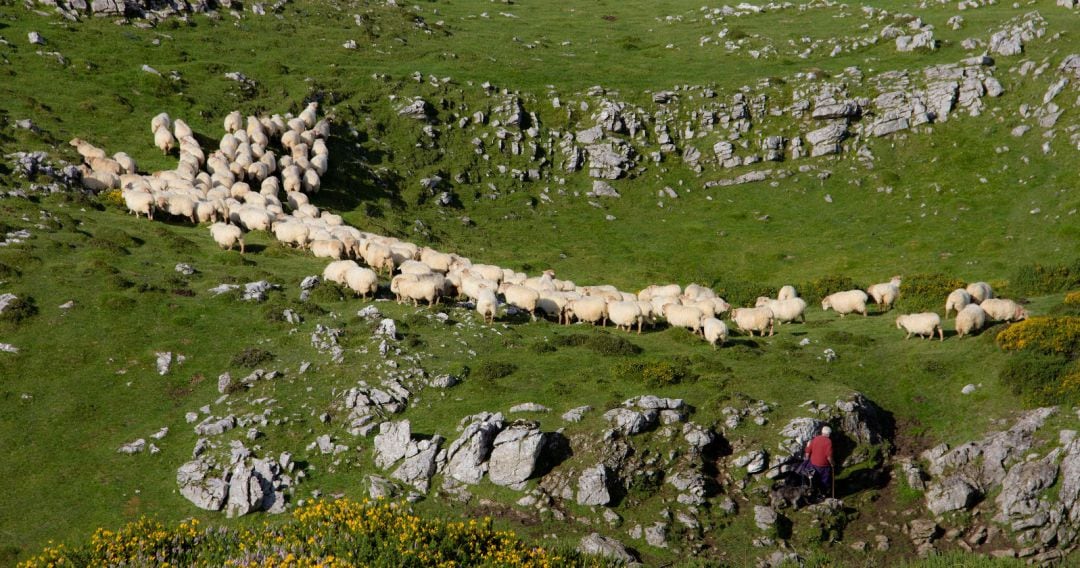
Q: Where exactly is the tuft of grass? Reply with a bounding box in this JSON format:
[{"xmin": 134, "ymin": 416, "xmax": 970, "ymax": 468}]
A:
[
  {"xmin": 230, "ymin": 347, "xmax": 275, "ymax": 369},
  {"xmin": 471, "ymin": 361, "xmax": 518, "ymax": 382}
]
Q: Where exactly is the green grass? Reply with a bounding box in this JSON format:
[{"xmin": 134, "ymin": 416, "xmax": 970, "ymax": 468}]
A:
[{"xmin": 1, "ymin": 0, "xmax": 1078, "ymax": 565}]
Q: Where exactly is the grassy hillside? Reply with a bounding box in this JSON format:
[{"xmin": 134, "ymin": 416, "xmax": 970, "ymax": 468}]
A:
[{"xmin": 1, "ymin": 0, "xmax": 1078, "ymax": 565}]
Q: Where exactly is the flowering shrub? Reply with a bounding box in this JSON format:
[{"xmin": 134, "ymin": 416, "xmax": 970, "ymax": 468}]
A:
[
  {"xmin": 1065, "ymin": 291, "xmax": 1080, "ymax": 306},
  {"xmin": 20, "ymin": 499, "xmax": 609, "ymax": 567},
  {"xmin": 996, "ymin": 317, "xmax": 1080, "ymax": 355}
]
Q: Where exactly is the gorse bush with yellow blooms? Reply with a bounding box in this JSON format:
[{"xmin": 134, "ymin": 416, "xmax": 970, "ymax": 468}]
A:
[
  {"xmin": 19, "ymin": 499, "xmax": 612, "ymax": 568},
  {"xmin": 996, "ymin": 316, "xmax": 1080, "ymax": 407}
]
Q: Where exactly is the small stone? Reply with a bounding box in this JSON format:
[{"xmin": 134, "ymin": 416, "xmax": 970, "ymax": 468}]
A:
[
  {"xmin": 28, "ymin": 32, "xmax": 45, "ymax": 45},
  {"xmin": 961, "ymin": 384, "xmax": 976, "ymax": 395}
]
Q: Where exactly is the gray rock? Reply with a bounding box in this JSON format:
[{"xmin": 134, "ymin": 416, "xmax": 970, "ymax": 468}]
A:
[
  {"xmin": 578, "ymin": 532, "xmax": 638, "ymax": 563},
  {"xmin": 217, "ymin": 372, "xmax": 232, "ymax": 394},
  {"xmin": 806, "ymin": 121, "xmax": 847, "ymax": 156},
  {"xmin": 243, "ymin": 281, "xmax": 277, "ymax": 302},
  {"xmin": 0, "ymin": 294, "xmax": 18, "ymax": 314},
  {"xmin": 397, "ymin": 99, "xmax": 431, "ymax": 120},
  {"xmin": 429, "ymin": 374, "xmax": 459, "ymax": 388},
  {"xmin": 175, "ymin": 263, "xmax": 196, "ymax": 275},
  {"xmin": 392, "ymin": 436, "xmax": 443, "ymax": 493},
  {"xmin": 209, "ymin": 283, "xmax": 240, "ymax": 296},
  {"xmin": 444, "ymin": 413, "xmax": 504, "ymax": 485},
  {"xmin": 589, "ymin": 180, "xmax": 620, "ymax": 198},
  {"xmin": 374, "ymin": 318, "xmax": 398, "ymax": 339},
  {"xmin": 156, "ymin": 351, "xmax": 174, "ymax": 375},
  {"xmin": 812, "ymin": 100, "xmax": 860, "ymax": 119},
  {"xmin": 195, "ymin": 415, "xmax": 236, "ymax": 436},
  {"xmin": 374, "ymin": 420, "xmax": 412, "ymax": 469},
  {"xmin": 631, "ymin": 395, "xmax": 684, "ymax": 410},
  {"xmin": 994, "ymin": 451, "xmax": 1058, "ymax": 522},
  {"xmin": 562, "ymin": 405, "xmax": 592, "ymax": 422},
  {"xmin": 509, "ymin": 402, "xmax": 550, "ymax": 413},
  {"xmin": 225, "ymin": 461, "xmax": 265, "ymax": 518},
  {"xmin": 118, "ymin": 439, "xmax": 146, "ymax": 454},
  {"xmin": 487, "ymin": 420, "xmax": 545, "ymax": 487},
  {"xmin": 926, "ymin": 476, "xmax": 980, "ymax": 515},
  {"xmin": 754, "ymin": 505, "xmax": 778, "ymax": 530},
  {"xmin": 27, "ymin": 32, "xmax": 45, "ymax": 45},
  {"xmin": 603, "ymin": 408, "xmax": 657, "ymax": 436},
  {"xmin": 177, "ymin": 458, "xmax": 227, "ymax": 511},
  {"xmin": 575, "ymin": 126, "xmax": 603, "ymax": 144},
  {"xmin": 909, "ymin": 519, "xmax": 940, "ymax": 543},
  {"xmin": 576, "ymin": 464, "xmax": 611, "ymax": 506},
  {"xmin": 644, "ymin": 522, "xmax": 668, "ymax": 548},
  {"xmin": 367, "ymin": 475, "xmax": 398, "ymax": 500}
]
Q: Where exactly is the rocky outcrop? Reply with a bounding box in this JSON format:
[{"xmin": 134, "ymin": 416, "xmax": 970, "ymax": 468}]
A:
[
  {"xmin": 578, "ymin": 533, "xmax": 639, "ymax": 564},
  {"xmin": 487, "ymin": 420, "xmax": 546, "ymax": 487},
  {"xmin": 441, "ymin": 412, "xmax": 504, "ymax": 485},
  {"xmin": 177, "ymin": 454, "xmax": 291, "ymax": 516}
]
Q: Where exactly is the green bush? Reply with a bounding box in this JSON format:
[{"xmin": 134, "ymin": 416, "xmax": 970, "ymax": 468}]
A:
[
  {"xmin": 894, "ymin": 273, "xmax": 965, "ymax": 313},
  {"xmin": 553, "ymin": 332, "xmax": 641, "ymax": 356},
  {"xmin": 612, "ymin": 356, "xmax": 693, "ymax": 388},
  {"xmin": 472, "ymin": 361, "xmax": 517, "ymax": 381},
  {"xmin": 1010, "ymin": 259, "xmax": 1080, "ymax": 296},
  {"xmin": 307, "ymin": 281, "xmax": 348, "ymax": 303},
  {"xmin": 230, "ymin": 347, "xmax": 275, "ymax": 369},
  {"xmin": 710, "ymin": 280, "xmax": 774, "ymax": 308},
  {"xmin": 998, "ymin": 350, "xmax": 1072, "ymax": 406},
  {"xmin": 794, "ymin": 274, "xmax": 859, "ymax": 305}
]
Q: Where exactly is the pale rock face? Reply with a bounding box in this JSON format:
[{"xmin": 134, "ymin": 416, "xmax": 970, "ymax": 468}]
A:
[{"xmin": 487, "ymin": 421, "xmax": 545, "ymax": 487}]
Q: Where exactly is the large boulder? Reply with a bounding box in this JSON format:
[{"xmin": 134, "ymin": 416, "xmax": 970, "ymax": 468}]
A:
[
  {"xmin": 487, "ymin": 421, "xmax": 545, "ymax": 487},
  {"xmin": 442, "ymin": 412, "xmax": 504, "ymax": 485},
  {"xmin": 578, "ymin": 532, "xmax": 638, "ymax": 564},
  {"xmin": 374, "ymin": 420, "xmax": 412, "ymax": 469},
  {"xmin": 392, "ymin": 436, "xmax": 443, "ymax": 493},
  {"xmin": 177, "ymin": 458, "xmax": 228, "ymax": 511},
  {"xmin": 576, "ymin": 464, "xmax": 612, "ymax": 506}
]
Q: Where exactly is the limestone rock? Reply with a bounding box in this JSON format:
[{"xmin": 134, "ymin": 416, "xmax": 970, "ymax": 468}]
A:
[
  {"xmin": 374, "ymin": 420, "xmax": 412, "ymax": 469},
  {"xmin": 578, "ymin": 532, "xmax": 638, "ymax": 564},
  {"xmin": 926, "ymin": 476, "xmax": 980, "ymax": 515},
  {"xmin": 576, "ymin": 464, "xmax": 611, "ymax": 506},
  {"xmin": 177, "ymin": 458, "xmax": 228, "ymax": 511},
  {"xmin": 603, "ymin": 408, "xmax": 657, "ymax": 436},
  {"xmin": 392, "ymin": 436, "xmax": 442, "ymax": 493},
  {"xmin": 443, "ymin": 412, "xmax": 504, "ymax": 485},
  {"xmin": 487, "ymin": 420, "xmax": 545, "ymax": 487}
]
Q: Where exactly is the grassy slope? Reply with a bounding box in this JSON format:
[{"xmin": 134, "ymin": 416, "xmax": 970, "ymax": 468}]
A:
[{"xmin": 0, "ymin": 0, "xmax": 1078, "ymax": 564}]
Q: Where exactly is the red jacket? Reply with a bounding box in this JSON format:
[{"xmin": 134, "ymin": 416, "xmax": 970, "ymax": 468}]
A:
[{"xmin": 805, "ymin": 435, "xmax": 833, "ymax": 467}]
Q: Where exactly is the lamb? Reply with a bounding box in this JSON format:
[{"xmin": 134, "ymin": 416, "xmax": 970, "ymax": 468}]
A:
[
  {"xmin": 703, "ymin": 317, "xmax": 729, "ymax": 348},
  {"xmin": 777, "ymin": 285, "xmax": 798, "ymax": 301},
  {"xmin": 955, "ymin": 304, "xmax": 987, "ymax": 338},
  {"xmin": 821, "ymin": 290, "xmax": 869, "ymax": 317},
  {"xmin": 476, "ymin": 288, "xmax": 499, "ymax": 324},
  {"xmin": 730, "ymin": 307, "xmax": 775, "ymax": 337},
  {"xmin": 323, "ymin": 260, "xmax": 359, "ymax": 285},
  {"xmin": 608, "ymin": 301, "xmax": 644, "ymax": 333},
  {"xmin": 566, "ymin": 297, "xmax": 608, "ymax": 326},
  {"xmin": 966, "ymin": 281, "xmax": 994, "ymax": 304},
  {"xmin": 754, "ymin": 297, "xmax": 807, "ymax": 324},
  {"xmin": 343, "ymin": 266, "xmax": 378, "ymax": 299},
  {"xmin": 209, "ymin": 222, "xmax": 244, "ymax": 253},
  {"xmin": 867, "ymin": 276, "xmax": 901, "ymax": 311},
  {"xmin": 979, "ymin": 298, "xmax": 1029, "ymax": 322},
  {"xmin": 123, "ymin": 190, "xmax": 154, "ymax": 219},
  {"xmin": 500, "ymin": 284, "xmax": 540, "ymax": 321},
  {"xmin": 895, "ymin": 313, "xmax": 943, "ymax": 341},
  {"xmin": 945, "ymin": 288, "xmax": 972, "ymax": 318},
  {"xmin": 664, "ymin": 304, "xmax": 705, "ymax": 335}
]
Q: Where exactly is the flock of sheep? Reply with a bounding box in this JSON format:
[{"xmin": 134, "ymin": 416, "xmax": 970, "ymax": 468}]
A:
[{"xmin": 70, "ymin": 107, "xmax": 1031, "ymax": 348}]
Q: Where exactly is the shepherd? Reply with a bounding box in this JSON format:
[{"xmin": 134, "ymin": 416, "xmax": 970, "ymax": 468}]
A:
[{"xmin": 803, "ymin": 425, "xmax": 835, "ymax": 494}]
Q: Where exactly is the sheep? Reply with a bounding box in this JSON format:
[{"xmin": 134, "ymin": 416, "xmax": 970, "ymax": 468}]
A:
[
  {"xmin": 113, "ymin": 152, "xmax": 137, "ymax": 175},
  {"xmin": 209, "ymin": 222, "xmax": 244, "ymax": 253},
  {"xmin": 754, "ymin": 297, "xmax": 807, "ymax": 324},
  {"xmin": 980, "ymin": 298, "xmax": 1029, "ymax": 322},
  {"xmin": 476, "ymin": 288, "xmax": 499, "ymax": 324},
  {"xmin": 273, "ymin": 221, "xmax": 309, "ymax": 248},
  {"xmin": 537, "ymin": 291, "xmax": 571, "ymax": 324},
  {"xmin": 955, "ymin": 304, "xmax": 987, "ymax": 338},
  {"xmin": 419, "ymin": 248, "xmax": 453, "ymax": 273},
  {"xmin": 500, "ymin": 283, "xmax": 540, "ymax": 321},
  {"xmin": 821, "ymin": 290, "xmax": 869, "ymax": 317},
  {"xmin": 154, "ymin": 128, "xmax": 176, "ymax": 154},
  {"xmin": 163, "ymin": 193, "xmax": 196, "ymax": 222},
  {"xmin": 566, "ymin": 297, "xmax": 607, "ymax": 326},
  {"xmin": 82, "ymin": 170, "xmax": 120, "ymax": 191},
  {"xmin": 323, "ymin": 260, "xmax": 359, "ymax": 285},
  {"xmin": 664, "ymin": 304, "xmax": 705, "ymax": 335},
  {"xmin": 194, "ymin": 199, "xmax": 223, "ymax": 224},
  {"xmin": 393, "ymin": 275, "xmax": 442, "ymax": 306},
  {"xmin": 237, "ymin": 207, "xmax": 272, "ymax": 232},
  {"xmin": 471, "ymin": 264, "xmax": 506, "ymax": 283},
  {"xmin": 69, "ymin": 137, "xmax": 107, "ymax": 161},
  {"xmin": 224, "ymin": 111, "xmax": 242, "ymax": 133},
  {"xmin": 151, "ymin": 112, "xmax": 171, "ymax": 134},
  {"xmin": 682, "ymin": 283, "xmax": 716, "ymax": 301},
  {"xmin": 703, "ymin": 317, "xmax": 729, "ymax": 348},
  {"xmin": 777, "ymin": 285, "xmax": 798, "ymax": 301},
  {"xmin": 608, "ymin": 301, "xmax": 644, "ymax": 333},
  {"xmin": 310, "ymin": 239, "xmax": 347, "ymax": 260},
  {"xmin": 123, "ymin": 190, "xmax": 154, "ymax": 219},
  {"xmin": 638, "ymin": 283, "xmax": 681, "ymax": 301},
  {"xmin": 343, "ymin": 266, "xmax": 378, "ymax": 299},
  {"xmin": 360, "ymin": 241, "xmax": 395, "ymax": 275},
  {"xmin": 731, "ymin": 307, "xmax": 775, "ymax": 337},
  {"xmin": 966, "ymin": 282, "xmax": 994, "ymax": 304},
  {"xmin": 867, "ymin": 276, "xmax": 902, "ymax": 311},
  {"xmin": 173, "ymin": 118, "xmax": 193, "ymax": 140},
  {"xmin": 945, "ymin": 289, "xmax": 972, "ymax": 318},
  {"xmin": 895, "ymin": 313, "xmax": 943, "ymax": 341}
]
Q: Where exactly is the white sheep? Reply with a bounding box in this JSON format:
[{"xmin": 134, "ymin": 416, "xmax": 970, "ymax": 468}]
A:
[
  {"xmin": 703, "ymin": 317, "xmax": 729, "ymax": 348},
  {"xmin": 273, "ymin": 221, "xmax": 310, "ymax": 248},
  {"xmin": 638, "ymin": 283, "xmax": 682, "ymax": 301},
  {"xmin": 608, "ymin": 301, "xmax": 644, "ymax": 333},
  {"xmin": 777, "ymin": 285, "xmax": 798, "ymax": 301},
  {"xmin": 476, "ymin": 288, "xmax": 499, "ymax": 324},
  {"xmin": 360, "ymin": 241, "xmax": 395, "ymax": 275},
  {"xmin": 113, "ymin": 152, "xmax": 137, "ymax": 175},
  {"xmin": 310, "ymin": 239, "xmax": 347, "ymax": 260},
  {"xmin": 209, "ymin": 222, "xmax": 244, "ymax": 253},
  {"xmin": 237, "ymin": 207, "xmax": 272, "ymax": 232},
  {"xmin": 394, "ymin": 275, "xmax": 442, "ymax": 306},
  {"xmin": 754, "ymin": 297, "xmax": 807, "ymax": 324},
  {"xmin": 567, "ymin": 297, "xmax": 607, "ymax": 326},
  {"xmin": 945, "ymin": 288, "xmax": 972, "ymax": 318},
  {"xmin": 150, "ymin": 112, "xmax": 171, "ymax": 134},
  {"xmin": 69, "ymin": 137, "xmax": 107, "ymax": 161},
  {"xmin": 895, "ymin": 313, "xmax": 943, "ymax": 341},
  {"xmin": 537, "ymin": 291, "xmax": 571, "ymax": 324},
  {"xmin": 323, "ymin": 260, "xmax": 359, "ymax": 285},
  {"xmin": 682, "ymin": 283, "xmax": 716, "ymax": 301},
  {"xmin": 821, "ymin": 290, "xmax": 869, "ymax": 317},
  {"xmin": 731, "ymin": 307, "xmax": 775, "ymax": 337},
  {"xmin": 980, "ymin": 298, "xmax": 1029, "ymax": 322},
  {"xmin": 173, "ymin": 118, "xmax": 193, "ymax": 140},
  {"xmin": 224, "ymin": 111, "xmax": 242, "ymax": 133},
  {"xmin": 500, "ymin": 284, "xmax": 540, "ymax": 321},
  {"xmin": 966, "ymin": 281, "xmax": 994, "ymax": 304},
  {"xmin": 154, "ymin": 128, "xmax": 176, "ymax": 155},
  {"xmin": 123, "ymin": 190, "xmax": 154, "ymax": 219},
  {"xmin": 664, "ymin": 304, "xmax": 705, "ymax": 335},
  {"xmin": 867, "ymin": 276, "xmax": 901, "ymax": 311},
  {"xmin": 344, "ymin": 266, "xmax": 378, "ymax": 299},
  {"xmin": 419, "ymin": 248, "xmax": 453, "ymax": 273},
  {"xmin": 955, "ymin": 304, "xmax": 987, "ymax": 338}
]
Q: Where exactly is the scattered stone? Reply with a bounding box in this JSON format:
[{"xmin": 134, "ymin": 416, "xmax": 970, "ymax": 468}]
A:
[
  {"xmin": 174, "ymin": 263, "xmax": 195, "ymax": 276},
  {"xmin": 509, "ymin": 402, "xmax": 550, "ymax": 413},
  {"xmin": 578, "ymin": 533, "xmax": 638, "ymax": 564},
  {"xmin": 27, "ymin": 32, "xmax": 45, "ymax": 45},
  {"xmin": 754, "ymin": 505, "xmax": 778, "ymax": 531},
  {"xmin": 562, "ymin": 406, "xmax": 591, "ymax": 422},
  {"xmin": 118, "ymin": 439, "xmax": 146, "ymax": 454}
]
